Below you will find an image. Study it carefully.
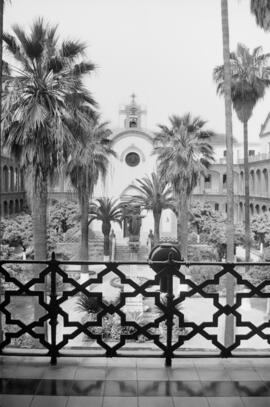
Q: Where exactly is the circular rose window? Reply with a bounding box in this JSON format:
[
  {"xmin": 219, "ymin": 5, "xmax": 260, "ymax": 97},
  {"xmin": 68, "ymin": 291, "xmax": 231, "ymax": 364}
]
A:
[{"xmin": 125, "ymin": 152, "xmax": 140, "ymax": 167}]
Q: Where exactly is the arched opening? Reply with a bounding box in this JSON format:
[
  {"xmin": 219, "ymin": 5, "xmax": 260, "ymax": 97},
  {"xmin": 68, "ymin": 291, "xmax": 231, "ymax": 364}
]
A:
[
  {"xmin": 204, "ymin": 174, "xmax": 211, "ymax": 190},
  {"xmin": 20, "ymin": 169, "xmax": 24, "ymax": 191},
  {"xmin": 3, "ymin": 165, "xmax": 9, "ymax": 191},
  {"xmin": 9, "ymin": 167, "xmax": 14, "ymax": 191},
  {"xmin": 3, "ymin": 201, "xmax": 8, "ymax": 217},
  {"xmin": 239, "ymin": 202, "xmax": 244, "ymax": 222},
  {"xmin": 263, "ymin": 169, "xmax": 269, "ymax": 197},
  {"xmin": 262, "ymin": 205, "xmax": 267, "ymax": 213},
  {"xmin": 9, "ymin": 200, "xmax": 14, "ymax": 215},
  {"xmin": 233, "ymin": 172, "xmax": 240, "ymax": 193},
  {"xmin": 255, "ymin": 169, "xmax": 261, "ymax": 195},
  {"xmin": 20, "ymin": 199, "xmax": 24, "ymax": 212},
  {"xmin": 240, "ymin": 171, "xmax": 244, "ymax": 194},
  {"xmin": 255, "ymin": 204, "xmax": 260, "ymax": 215},
  {"xmin": 222, "ymin": 173, "xmax": 227, "ymax": 190},
  {"xmin": 250, "ymin": 203, "xmax": 254, "ymax": 217},
  {"xmin": 15, "ymin": 199, "xmax": 19, "ymax": 213},
  {"xmin": 250, "ymin": 170, "xmax": 255, "ymax": 195},
  {"xmin": 15, "ymin": 168, "xmax": 19, "ymax": 191}
]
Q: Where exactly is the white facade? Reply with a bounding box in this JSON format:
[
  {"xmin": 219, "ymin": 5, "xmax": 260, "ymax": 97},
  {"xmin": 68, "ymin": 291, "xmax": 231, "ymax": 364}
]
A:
[{"xmin": 93, "ymin": 96, "xmax": 163, "ymax": 243}]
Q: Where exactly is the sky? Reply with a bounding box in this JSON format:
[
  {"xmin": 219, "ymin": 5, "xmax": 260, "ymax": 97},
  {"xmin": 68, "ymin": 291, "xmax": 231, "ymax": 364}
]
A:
[{"xmin": 4, "ymin": 0, "xmax": 270, "ymax": 143}]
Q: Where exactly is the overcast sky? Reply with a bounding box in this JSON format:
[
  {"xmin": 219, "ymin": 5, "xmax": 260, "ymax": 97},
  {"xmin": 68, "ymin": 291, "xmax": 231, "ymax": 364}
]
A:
[{"xmin": 4, "ymin": 0, "xmax": 270, "ymax": 143}]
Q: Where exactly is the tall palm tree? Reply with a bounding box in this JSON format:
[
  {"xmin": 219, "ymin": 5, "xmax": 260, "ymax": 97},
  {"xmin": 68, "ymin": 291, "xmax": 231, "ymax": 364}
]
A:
[
  {"xmin": 66, "ymin": 113, "xmax": 115, "ymax": 264},
  {"xmin": 2, "ymin": 18, "xmax": 96, "ymax": 261},
  {"xmin": 220, "ymin": 0, "xmax": 235, "ymax": 349},
  {"xmin": 124, "ymin": 172, "xmax": 175, "ymax": 245},
  {"xmin": 154, "ymin": 114, "xmax": 215, "ymax": 260},
  {"xmin": 213, "ymin": 43, "xmax": 270, "ymax": 262},
  {"xmin": 89, "ymin": 197, "xmax": 122, "ymax": 260},
  {"xmin": 250, "ymin": 0, "xmax": 270, "ymax": 30}
]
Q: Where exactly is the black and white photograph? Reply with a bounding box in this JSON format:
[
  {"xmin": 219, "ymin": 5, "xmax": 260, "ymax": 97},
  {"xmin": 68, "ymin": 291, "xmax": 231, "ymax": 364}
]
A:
[{"xmin": 2, "ymin": 1, "xmax": 270, "ymax": 406}]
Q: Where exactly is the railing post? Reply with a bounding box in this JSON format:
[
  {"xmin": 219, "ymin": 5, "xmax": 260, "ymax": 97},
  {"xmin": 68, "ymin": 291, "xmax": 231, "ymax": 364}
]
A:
[
  {"xmin": 165, "ymin": 252, "xmax": 174, "ymax": 367},
  {"xmin": 0, "ymin": 261, "xmax": 3, "ymax": 348},
  {"xmin": 49, "ymin": 252, "xmax": 58, "ymax": 365}
]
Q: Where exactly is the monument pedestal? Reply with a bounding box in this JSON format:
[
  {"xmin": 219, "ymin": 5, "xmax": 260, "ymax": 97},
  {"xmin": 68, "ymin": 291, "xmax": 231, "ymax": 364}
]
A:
[{"xmin": 124, "ymin": 242, "xmax": 144, "ymax": 313}]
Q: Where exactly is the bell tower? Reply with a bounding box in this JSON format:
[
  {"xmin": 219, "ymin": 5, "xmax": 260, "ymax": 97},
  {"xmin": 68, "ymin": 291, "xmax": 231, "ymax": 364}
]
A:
[{"xmin": 119, "ymin": 94, "xmax": 147, "ymax": 129}]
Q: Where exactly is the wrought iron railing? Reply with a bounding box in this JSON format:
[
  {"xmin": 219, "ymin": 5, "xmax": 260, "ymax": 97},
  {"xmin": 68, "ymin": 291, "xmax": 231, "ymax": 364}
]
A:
[{"xmin": 1, "ymin": 253, "xmax": 270, "ymax": 366}]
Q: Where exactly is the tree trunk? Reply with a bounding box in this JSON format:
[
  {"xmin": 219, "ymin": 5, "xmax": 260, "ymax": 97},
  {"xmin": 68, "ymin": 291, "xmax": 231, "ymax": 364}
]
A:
[
  {"xmin": 104, "ymin": 233, "xmax": 110, "ymax": 257},
  {"xmin": 243, "ymin": 120, "xmax": 251, "ymax": 262},
  {"xmin": 179, "ymin": 194, "xmax": 189, "ymax": 260},
  {"xmin": 80, "ymin": 175, "xmax": 89, "ymax": 272},
  {"xmin": 33, "ymin": 176, "xmax": 48, "ymax": 261},
  {"xmin": 33, "ymin": 173, "xmax": 48, "ymax": 339},
  {"xmin": 102, "ymin": 221, "xmax": 111, "ymax": 260},
  {"xmin": 221, "ymin": 0, "xmax": 235, "ymax": 348},
  {"xmin": 153, "ymin": 211, "xmax": 161, "ymax": 246},
  {"xmin": 0, "ymin": 0, "xmax": 4, "ymax": 343}
]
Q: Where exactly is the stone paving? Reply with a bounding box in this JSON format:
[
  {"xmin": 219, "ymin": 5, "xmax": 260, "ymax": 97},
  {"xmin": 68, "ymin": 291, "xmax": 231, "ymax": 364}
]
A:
[{"xmin": 1, "ymin": 356, "xmax": 270, "ymax": 406}]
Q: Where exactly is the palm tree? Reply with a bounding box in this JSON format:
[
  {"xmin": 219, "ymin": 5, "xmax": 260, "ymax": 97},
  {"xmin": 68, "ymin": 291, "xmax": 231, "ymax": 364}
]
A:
[
  {"xmin": 89, "ymin": 197, "xmax": 122, "ymax": 260},
  {"xmin": 220, "ymin": 0, "xmax": 235, "ymax": 265},
  {"xmin": 250, "ymin": 1, "xmax": 270, "ymax": 30},
  {"xmin": 124, "ymin": 172, "xmax": 175, "ymax": 246},
  {"xmin": 213, "ymin": 43, "xmax": 270, "ymax": 262},
  {"xmin": 2, "ymin": 18, "xmax": 96, "ymax": 261},
  {"xmin": 220, "ymin": 0, "xmax": 235, "ymax": 350},
  {"xmin": 154, "ymin": 114, "xmax": 215, "ymax": 260},
  {"xmin": 66, "ymin": 113, "xmax": 115, "ymax": 264}
]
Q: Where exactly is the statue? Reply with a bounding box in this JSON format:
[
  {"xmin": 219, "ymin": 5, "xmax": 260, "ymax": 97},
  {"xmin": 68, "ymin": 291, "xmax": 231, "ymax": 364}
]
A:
[{"xmin": 147, "ymin": 229, "xmax": 155, "ymax": 253}]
